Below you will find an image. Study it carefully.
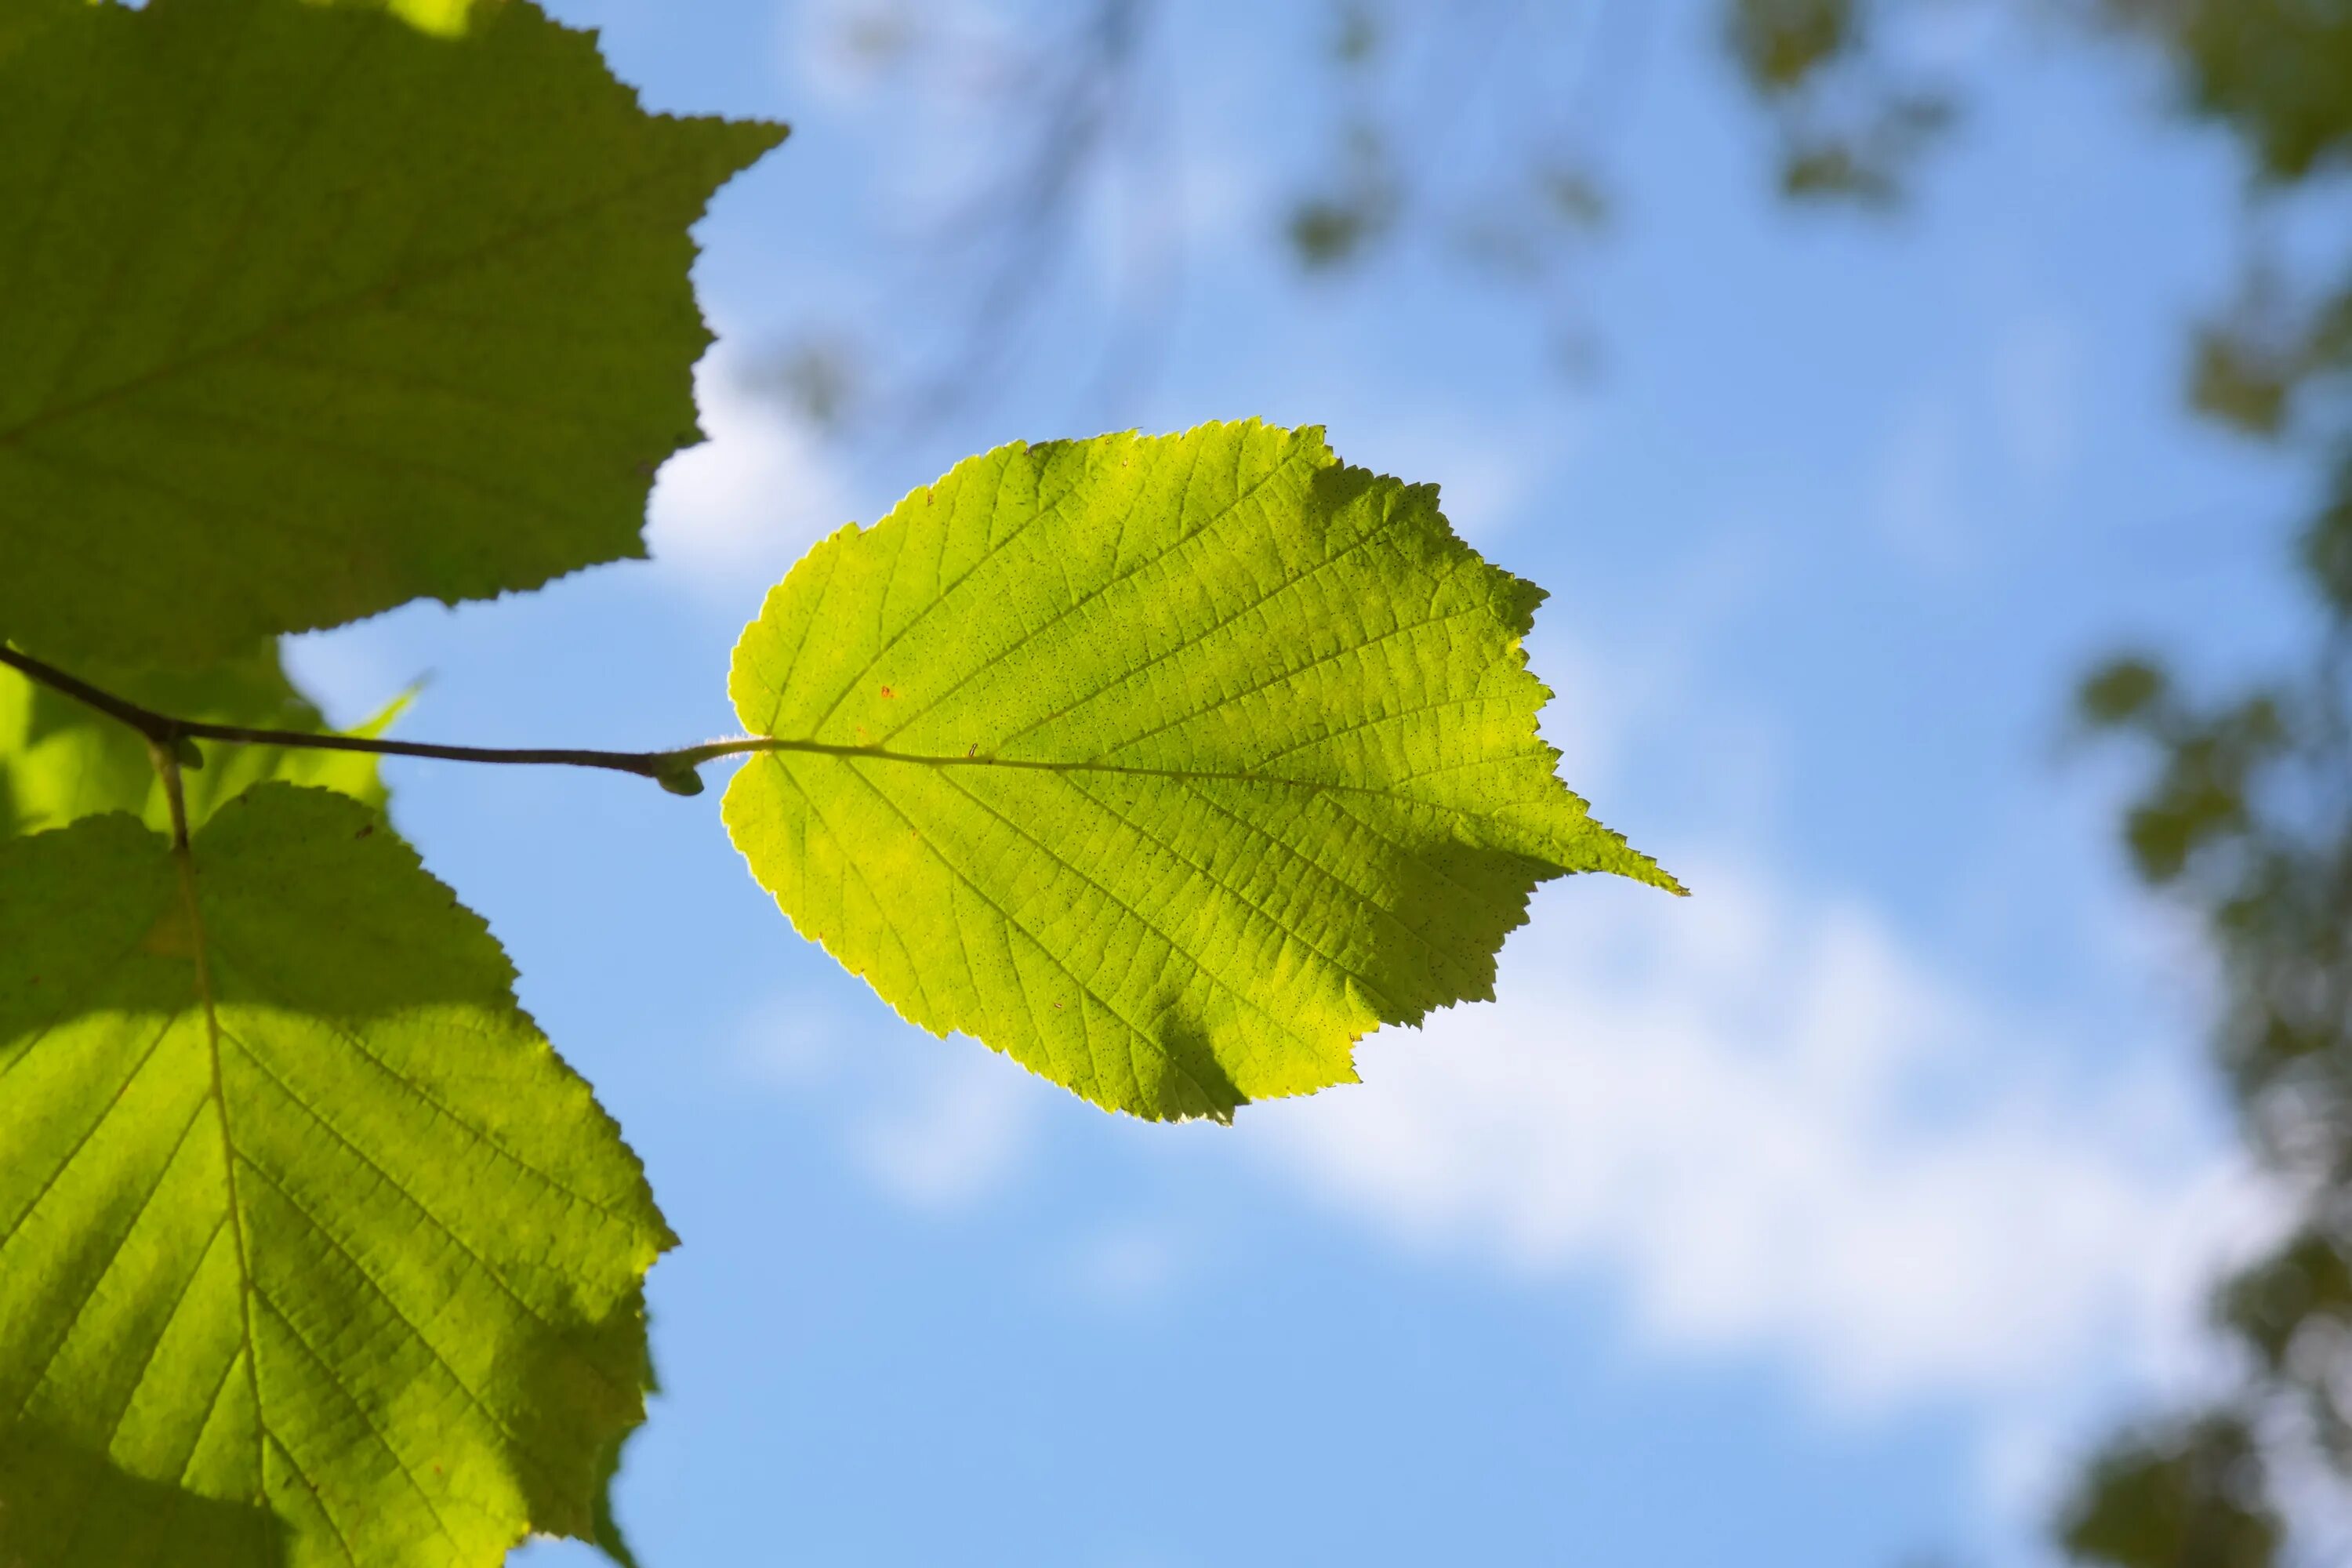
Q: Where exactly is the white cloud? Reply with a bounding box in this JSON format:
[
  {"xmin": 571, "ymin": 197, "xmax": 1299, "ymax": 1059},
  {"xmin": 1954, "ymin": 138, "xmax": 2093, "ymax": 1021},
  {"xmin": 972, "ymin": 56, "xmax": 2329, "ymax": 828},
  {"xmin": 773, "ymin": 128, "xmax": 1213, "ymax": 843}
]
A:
[
  {"xmin": 281, "ymin": 622, "xmax": 417, "ymax": 731},
  {"xmin": 1243, "ymin": 857, "xmax": 2273, "ymax": 1430},
  {"xmin": 843, "ymin": 1038, "xmax": 1040, "ymax": 1210},
  {"xmin": 644, "ymin": 349, "xmax": 854, "ymax": 597},
  {"xmin": 731, "ymin": 993, "xmax": 1042, "ymax": 1211}
]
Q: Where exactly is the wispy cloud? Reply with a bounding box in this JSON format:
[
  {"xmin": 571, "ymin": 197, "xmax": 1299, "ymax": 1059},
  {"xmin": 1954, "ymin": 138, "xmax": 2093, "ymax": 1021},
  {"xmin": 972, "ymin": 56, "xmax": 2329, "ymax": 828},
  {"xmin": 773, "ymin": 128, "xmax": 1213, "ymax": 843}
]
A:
[
  {"xmin": 732, "ymin": 996, "xmax": 1044, "ymax": 1212},
  {"xmin": 644, "ymin": 347, "xmax": 853, "ymax": 597},
  {"xmin": 1240, "ymin": 846, "xmax": 2273, "ymax": 1519},
  {"xmin": 847, "ymin": 1041, "xmax": 1040, "ymax": 1209}
]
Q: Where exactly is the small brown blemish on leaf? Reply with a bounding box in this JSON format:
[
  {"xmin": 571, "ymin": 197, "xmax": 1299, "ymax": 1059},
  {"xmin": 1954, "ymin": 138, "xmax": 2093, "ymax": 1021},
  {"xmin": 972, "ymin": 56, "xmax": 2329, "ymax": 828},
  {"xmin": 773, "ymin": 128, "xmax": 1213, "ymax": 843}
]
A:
[
  {"xmin": 354, "ymin": 823, "xmax": 374, "ymax": 839},
  {"xmin": 142, "ymin": 906, "xmax": 196, "ymax": 960},
  {"xmin": 879, "ymin": 686, "xmax": 895, "ymax": 699}
]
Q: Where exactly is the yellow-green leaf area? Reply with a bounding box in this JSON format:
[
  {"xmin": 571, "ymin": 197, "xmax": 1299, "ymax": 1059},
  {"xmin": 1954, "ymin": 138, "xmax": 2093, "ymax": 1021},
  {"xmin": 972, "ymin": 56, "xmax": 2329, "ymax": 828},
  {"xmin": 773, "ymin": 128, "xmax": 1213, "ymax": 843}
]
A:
[
  {"xmin": 0, "ymin": 641, "xmax": 402, "ymax": 840},
  {"xmin": 724, "ymin": 421, "xmax": 1679, "ymax": 1122},
  {"xmin": 0, "ymin": 0, "xmax": 786, "ymax": 665},
  {"xmin": 0, "ymin": 784, "xmax": 672, "ymax": 1567}
]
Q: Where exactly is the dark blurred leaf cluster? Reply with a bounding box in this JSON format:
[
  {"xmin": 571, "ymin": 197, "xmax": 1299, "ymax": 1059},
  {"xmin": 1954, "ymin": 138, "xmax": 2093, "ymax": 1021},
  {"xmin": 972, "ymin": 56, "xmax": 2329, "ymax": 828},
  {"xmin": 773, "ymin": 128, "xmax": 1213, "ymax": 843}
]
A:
[
  {"xmin": 1711, "ymin": 0, "xmax": 2352, "ymax": 1543},
  {"xmin": 2056, "ymin": 1414, "xmax": 2284, "ymax": 1568},
  {"xmin": 771, "ymin": 0, "xmax": 1635, "ymax": 432},
  {"xmin": 753, "ymin": 0, "xmax": 1163, "ymax": 434},
  {"xmin": 2049, "ymin": 0, "xmax": 2352, "ymax": 1558},
  {"xmin": 1273, "ymin": 1, "xmax": 1635, "ymax": 379},
  {"xmin": 1726, "ymin": 0, "xmax": 1958, "ymax": 204},
  {"xmin": 2102, "ymin": 0, "xmax": 2352, "ymax": 182}
]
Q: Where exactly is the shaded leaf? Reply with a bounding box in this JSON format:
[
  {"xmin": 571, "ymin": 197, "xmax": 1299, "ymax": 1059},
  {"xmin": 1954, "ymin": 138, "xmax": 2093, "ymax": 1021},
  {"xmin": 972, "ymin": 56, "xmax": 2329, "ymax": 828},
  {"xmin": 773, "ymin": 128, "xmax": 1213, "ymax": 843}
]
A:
[
  {"xmin": 2111, "ymin": 0, "xmax": 2352, "ymax": 180},
  {"xmin": 0, "ymin": 784, "xmax": 670, "ymax": 1567},
  {"xmin": 0, "ymin": 0, "xmax": 785, "ymax": 664},
  {"xmin": 2218, "ymin": 1227, "xmax": 2352, "ymax": 1370},
  {"xmin": 2056, "ymin": 1413, "xmax": 2280, "ymax": 1568},
  {"xmin": 2190, "ymin": 320, "xmax": 2298, "ymax": 437},
  {"xmin": 2302, "ymin": 456, "xmax": 2352, "ymax": 616},
  {"xmin": 0, "ymin": 642, "xmax": 401, "ymax": 840},
  {"xmin": 725, "ymin": 421, "xmax": 1677, "ymax": 1122},
  {"xmin": 1728, "ymin": 0, "xmax": 1857, "ymax": 95},
  {"xmin": 2078, "ymin": 655, "xmax": 2172, "ymax": 731},
  {"xmin": 0, "ymin": 1425, "xmax": 283, "ymax": 1566}
]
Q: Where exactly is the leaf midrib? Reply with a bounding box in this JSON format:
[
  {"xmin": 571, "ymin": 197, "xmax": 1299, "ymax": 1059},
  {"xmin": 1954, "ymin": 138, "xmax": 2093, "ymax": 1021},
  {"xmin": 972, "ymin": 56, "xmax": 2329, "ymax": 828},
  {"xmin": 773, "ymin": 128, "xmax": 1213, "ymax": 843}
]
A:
[
  {"xmin": 170, "ymin": 830, "xmax": 268, "ymax": 1512},
  {"xmin": 754, "ymin": 735, "xmax": 1559, "ymax": 815}
]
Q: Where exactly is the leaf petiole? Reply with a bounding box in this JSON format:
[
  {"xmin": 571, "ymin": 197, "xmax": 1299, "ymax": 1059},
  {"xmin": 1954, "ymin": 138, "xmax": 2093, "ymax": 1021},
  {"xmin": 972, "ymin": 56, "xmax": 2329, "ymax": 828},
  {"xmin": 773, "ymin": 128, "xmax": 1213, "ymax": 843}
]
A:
[{"xmin": 1, "ymin": 644, "xmax": 768, "ymax": 797}]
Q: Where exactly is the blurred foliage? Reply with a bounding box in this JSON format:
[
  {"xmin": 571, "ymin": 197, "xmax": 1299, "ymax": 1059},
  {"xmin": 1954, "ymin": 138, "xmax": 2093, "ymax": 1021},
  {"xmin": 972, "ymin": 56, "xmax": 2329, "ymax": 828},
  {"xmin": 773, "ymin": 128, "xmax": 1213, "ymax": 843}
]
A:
[
  {"xmin": 2046, "ymin": 2, "xmax": 2352, "ymax": 1559},
  {"xmin": 1271, "ymin": 1, "xmax": 1635, "ymax": 382},
  {"xmin": 2102, "ymin": 0, "xmax": 2352, "ymax": 180},
  {"xmin": 741, "ymin": 335, "xmax": 864, "ymax": 430},
  {"xmin": 780, "ymin": 0, "xmax": 1627, "ymax": 426},
  {"xmin": 2056, "ymin": 1415, "xmax": 2283, "ymax": 1568},
  {"xmin": 2068, "ymin": 572, "xmax": 2352, "ymax": 1555},
  {"xmin": 1719, "ymin": 0, "xmax": 2352, "ymax": 1545},
  {"xmin": 1730, "ymin": 0, "xmax": 1859, "ymax": 90},
  {"xmin": 1288, "ymin": 121, "xmax": 1402, "ymax": 270},
  {"xmin": 1726, "ymin": 0, "xmax": 1957, "ymax": 204},
  {"xmin": 756, "ymin": 0, "xmax": 1167, "ymax": 435}
]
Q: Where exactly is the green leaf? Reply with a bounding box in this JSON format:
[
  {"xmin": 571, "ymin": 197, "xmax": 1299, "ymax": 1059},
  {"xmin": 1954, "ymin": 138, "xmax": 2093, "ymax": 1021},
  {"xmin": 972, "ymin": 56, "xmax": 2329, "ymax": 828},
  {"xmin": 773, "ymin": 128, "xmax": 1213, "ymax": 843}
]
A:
[
  {"xmin": 0, "ymin": 643, "xmax": 402, "ymax": 840},
  {"xmin": 0, "ymin": 0, "xmax": 786, "ymax": 665},
  {"xmin": 0, "ymin": 0, "xmax": 73, "ymax": 65},
  {"xmin": 0, "ymin": 783, "xmax": 671, "ymax": 1567},
  {"xmin": 2056, "ymin": 1414, "xmax": 2281, "ymax": 1568},
  {"xmin": 724, "ymin": 421, "xmax": 1679, "ymax": 1122}
]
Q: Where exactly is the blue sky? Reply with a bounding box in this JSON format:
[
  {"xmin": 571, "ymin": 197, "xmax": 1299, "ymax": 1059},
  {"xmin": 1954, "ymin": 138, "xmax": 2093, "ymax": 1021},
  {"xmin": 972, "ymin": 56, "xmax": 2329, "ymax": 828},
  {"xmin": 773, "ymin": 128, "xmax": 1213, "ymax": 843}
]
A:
[{"xmin": 283, "ymin": 2, "xmax": 2315, "ymax": 1562}]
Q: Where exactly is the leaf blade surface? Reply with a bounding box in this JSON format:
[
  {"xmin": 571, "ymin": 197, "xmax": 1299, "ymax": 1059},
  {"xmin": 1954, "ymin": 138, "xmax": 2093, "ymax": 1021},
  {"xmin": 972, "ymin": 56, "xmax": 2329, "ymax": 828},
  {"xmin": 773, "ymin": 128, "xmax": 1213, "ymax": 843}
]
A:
[
  {"xmin": 726, "ymin": 422, "xmax": 1677, "ymax": 1120},
  {"xmin": 0, "ymin": 784, "xmax": 670, "ymax": 1567},
  {"xmin": 0, "ymin": 0, "xmax": 785, "ymax": 662}
]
